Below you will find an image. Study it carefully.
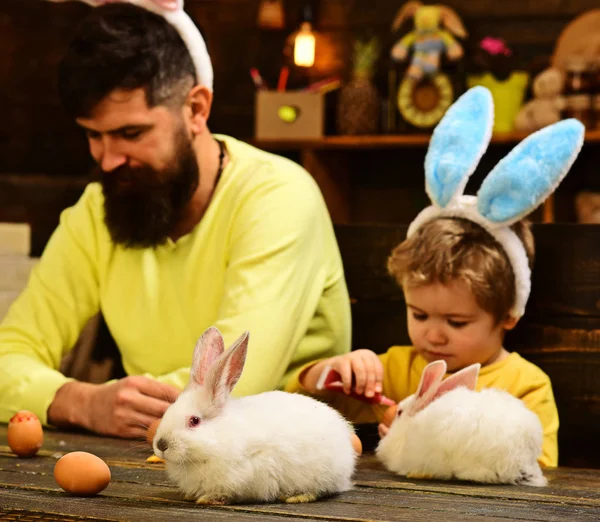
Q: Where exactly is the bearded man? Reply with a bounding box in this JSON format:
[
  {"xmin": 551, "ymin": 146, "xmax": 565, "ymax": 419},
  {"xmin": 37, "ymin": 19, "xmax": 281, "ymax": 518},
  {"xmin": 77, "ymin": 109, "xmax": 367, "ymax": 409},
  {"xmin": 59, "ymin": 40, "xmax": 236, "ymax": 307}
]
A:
[{"xmin": 0, "ymin": 3, "xmax": 350, "ymax": 438}]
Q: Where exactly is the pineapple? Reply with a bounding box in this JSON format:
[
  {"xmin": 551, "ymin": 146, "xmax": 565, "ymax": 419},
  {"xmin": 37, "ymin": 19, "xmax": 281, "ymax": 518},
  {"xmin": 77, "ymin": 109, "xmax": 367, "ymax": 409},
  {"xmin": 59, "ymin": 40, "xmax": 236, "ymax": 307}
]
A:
[{"xmin": 337, "ymin": 37, "xmax": 381, "ymax": 135}]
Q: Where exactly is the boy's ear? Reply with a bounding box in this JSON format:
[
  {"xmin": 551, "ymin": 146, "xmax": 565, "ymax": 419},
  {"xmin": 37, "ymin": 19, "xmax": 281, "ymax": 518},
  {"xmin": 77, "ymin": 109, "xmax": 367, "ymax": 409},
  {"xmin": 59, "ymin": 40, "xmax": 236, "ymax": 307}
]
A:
[
  {"xmin": 185, "ymin": 85, "xmax": 213, "ymax": 135},
  {"xmin": 502, "ymin": 315, "xmax": 519, "ymax": 331}
]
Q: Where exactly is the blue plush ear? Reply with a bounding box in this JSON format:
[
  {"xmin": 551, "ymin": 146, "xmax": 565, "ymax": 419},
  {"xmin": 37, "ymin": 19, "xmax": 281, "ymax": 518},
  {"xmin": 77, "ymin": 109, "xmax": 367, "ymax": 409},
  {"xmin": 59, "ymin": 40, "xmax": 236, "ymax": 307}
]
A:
[
  {"xmin": 425, "ymin": 86, "xmax": 494, "ymax": 208},
  {"xmin": 477, "ymin": 119, "xmax": 585, "ymax": 225}
]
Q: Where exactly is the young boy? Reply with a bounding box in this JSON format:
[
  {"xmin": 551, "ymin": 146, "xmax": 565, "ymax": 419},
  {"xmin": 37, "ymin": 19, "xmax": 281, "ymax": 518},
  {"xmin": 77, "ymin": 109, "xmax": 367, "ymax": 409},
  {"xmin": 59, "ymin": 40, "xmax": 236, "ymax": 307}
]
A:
[
  {"xmin": 286, "ymin": 85, "xmax": 584, "ymax": 469},
  {"xmin": 286, "ymin": 216, "xmax": 559, "ymax": 467}
]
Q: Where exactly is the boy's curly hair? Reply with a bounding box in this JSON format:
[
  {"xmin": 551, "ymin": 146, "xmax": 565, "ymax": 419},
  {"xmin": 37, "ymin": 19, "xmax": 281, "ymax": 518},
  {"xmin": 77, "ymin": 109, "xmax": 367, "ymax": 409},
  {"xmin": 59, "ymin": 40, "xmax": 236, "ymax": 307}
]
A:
[{"xmin": 387, "ymin": 218, "xmax": 535, "ymax": 322}]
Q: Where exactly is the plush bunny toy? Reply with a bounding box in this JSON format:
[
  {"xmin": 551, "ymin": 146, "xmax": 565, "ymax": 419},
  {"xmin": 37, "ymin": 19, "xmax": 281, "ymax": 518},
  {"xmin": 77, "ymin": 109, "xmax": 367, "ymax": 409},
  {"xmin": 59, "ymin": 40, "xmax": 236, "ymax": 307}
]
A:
[
  {"xmin": 44, "ymin": 0, "xmax": 213, "ymax": 91},
  {"xmin": 376, "ymin": 360, "xmax": 547, "ymax": 486},
  {"xmin": 153, "ymin": 327, "xmax": 357, "ymax": 505}
]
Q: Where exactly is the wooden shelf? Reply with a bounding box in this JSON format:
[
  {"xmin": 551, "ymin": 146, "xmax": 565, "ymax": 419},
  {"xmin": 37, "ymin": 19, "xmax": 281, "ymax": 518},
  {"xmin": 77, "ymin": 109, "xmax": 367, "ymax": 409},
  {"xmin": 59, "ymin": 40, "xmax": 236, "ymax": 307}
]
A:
[
  {"xmin": 253, "ymin": 129, "xmax": 600, "ymax": 151},
  {"xmin": 249, "ymin": 128, "xmax": 600, "ymax": 225}
]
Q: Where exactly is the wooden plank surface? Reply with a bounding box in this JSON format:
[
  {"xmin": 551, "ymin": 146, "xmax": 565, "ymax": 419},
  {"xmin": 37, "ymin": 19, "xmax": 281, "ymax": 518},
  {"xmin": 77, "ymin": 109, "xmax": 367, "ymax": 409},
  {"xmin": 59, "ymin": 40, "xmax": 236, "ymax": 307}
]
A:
[{"xmin": 2, "ymin": 425, "xmax": 600, "ymax": 521}]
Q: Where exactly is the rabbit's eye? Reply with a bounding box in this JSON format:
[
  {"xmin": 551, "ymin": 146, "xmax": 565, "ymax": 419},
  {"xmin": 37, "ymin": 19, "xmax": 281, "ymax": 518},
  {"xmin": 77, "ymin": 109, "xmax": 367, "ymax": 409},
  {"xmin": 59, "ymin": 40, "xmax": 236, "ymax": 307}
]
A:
[{"xmin": 188, "ymin": 416, "xmax": 202, "ymax": 428}]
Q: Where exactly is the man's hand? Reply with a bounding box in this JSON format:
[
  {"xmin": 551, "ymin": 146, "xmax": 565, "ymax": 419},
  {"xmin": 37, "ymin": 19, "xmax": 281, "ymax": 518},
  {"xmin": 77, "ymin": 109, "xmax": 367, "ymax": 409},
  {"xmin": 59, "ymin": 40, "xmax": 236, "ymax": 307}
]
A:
[
  {"xmin": 48, "ymin": 377, "xmax": 181, "ymax": 439},
  {"xmin": 300, "ymin": 349, "xmax": 384, "ymax": 398}
]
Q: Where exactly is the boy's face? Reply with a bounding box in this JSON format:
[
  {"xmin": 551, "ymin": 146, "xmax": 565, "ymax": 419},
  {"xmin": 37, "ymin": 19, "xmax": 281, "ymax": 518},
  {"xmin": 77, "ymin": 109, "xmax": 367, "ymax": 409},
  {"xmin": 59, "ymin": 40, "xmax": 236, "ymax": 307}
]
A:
[{"xmin": 405, "ymin": 279, "xmax": 517, "ymax": 372}]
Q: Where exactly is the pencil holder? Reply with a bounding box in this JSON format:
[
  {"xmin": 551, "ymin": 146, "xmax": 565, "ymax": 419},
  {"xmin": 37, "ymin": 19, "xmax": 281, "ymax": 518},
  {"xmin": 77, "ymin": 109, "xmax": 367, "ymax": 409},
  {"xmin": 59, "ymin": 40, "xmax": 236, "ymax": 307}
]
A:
[{"xmin": 255, "ymin": 90, "xmax": 324, "ymax": 140}]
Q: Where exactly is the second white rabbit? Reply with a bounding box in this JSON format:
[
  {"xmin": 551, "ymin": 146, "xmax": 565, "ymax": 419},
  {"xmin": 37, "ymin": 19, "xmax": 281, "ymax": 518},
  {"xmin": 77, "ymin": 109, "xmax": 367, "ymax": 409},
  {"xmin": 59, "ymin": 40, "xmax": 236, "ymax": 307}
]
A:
[{"xmin": 376, "ymin": 360, "xmax": 547, "ymax": 486}]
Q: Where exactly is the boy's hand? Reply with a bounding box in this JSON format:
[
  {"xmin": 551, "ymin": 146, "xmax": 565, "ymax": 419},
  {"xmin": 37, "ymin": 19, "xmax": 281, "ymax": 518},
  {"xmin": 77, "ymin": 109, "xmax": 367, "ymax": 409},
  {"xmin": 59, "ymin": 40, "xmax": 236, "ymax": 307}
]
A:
[
  {"xmin": 327, "ymin": 349, "xmax": 384, "ymax": 398},
  {"xmin": 378, "ymin": 403, "xmax": 398, "ymax": 439},
  {"xmin": 300, "ymin": 349, "xmax": 383, "ymax": 397},
  {"xmin": 378, "ymin": 422, "xmax": 390, "ymax": 439}
]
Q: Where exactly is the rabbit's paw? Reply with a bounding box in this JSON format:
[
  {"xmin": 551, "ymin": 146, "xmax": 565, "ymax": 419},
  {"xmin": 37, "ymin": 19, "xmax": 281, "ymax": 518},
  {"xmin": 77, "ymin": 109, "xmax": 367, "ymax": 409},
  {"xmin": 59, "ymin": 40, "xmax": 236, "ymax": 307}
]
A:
[
  {"xmin": 281, "ymin": 492, "xmax": 318, "ymax": 503},
  {"xmin": 195, "ymin": 495, "xmax": 229, "ymax": 505}
]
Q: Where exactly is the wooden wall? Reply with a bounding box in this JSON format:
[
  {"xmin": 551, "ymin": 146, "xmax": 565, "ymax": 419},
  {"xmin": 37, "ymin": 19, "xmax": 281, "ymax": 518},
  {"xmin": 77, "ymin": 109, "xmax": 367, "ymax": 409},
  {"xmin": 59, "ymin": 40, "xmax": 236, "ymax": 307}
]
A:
[
  {"xmin": 2, "ymin": 0, "xmax": 600, "ymax": 172},
  {"xmin": 2, "ymin": 0, "xmax": 600, "ymax": 252}
]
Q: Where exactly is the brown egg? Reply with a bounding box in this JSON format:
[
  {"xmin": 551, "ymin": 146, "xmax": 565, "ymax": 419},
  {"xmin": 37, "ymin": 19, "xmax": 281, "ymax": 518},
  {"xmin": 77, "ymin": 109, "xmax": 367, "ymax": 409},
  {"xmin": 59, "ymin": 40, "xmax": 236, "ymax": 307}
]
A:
[
  {"xmin": 7, "ymin": 410, "xmax": 43, "ymax": 457},
  {"xmin": 54, "ymin": 451, "xmax": 111, "ymax": 496},
  {"xmin": 351, "ymin": 433, "xmax": 362, "ymax": 455},
  {"xmin": 382, "ymin": 404, "xmax": 398, "ymax": 428},
  {"xmin": 146, "ymin": 418, "xmax": 161, "ymax": 445}
]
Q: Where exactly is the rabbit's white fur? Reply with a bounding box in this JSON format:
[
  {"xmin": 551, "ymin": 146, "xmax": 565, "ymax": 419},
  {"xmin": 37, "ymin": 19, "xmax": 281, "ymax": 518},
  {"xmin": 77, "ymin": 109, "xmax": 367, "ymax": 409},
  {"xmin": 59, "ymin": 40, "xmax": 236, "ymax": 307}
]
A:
[
  {"xmin": 376, "ymin": 363, "xmax": 547, "ymax": 487},
  {"xmin": 154, "ymin": 328, "xmax": 356, "ymax": 504}
]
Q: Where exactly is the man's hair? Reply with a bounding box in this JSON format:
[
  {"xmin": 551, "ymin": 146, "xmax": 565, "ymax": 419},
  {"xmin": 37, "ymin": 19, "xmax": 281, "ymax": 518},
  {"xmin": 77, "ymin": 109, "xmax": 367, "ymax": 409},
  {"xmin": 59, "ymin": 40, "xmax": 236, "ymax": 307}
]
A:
[
  {"xmin": 387, "ymin": 218, "xmax": 535, "ymax": 322},
  {"xmin": 57, "ymin": 4, "xmax": 196, "ymax": 118}
]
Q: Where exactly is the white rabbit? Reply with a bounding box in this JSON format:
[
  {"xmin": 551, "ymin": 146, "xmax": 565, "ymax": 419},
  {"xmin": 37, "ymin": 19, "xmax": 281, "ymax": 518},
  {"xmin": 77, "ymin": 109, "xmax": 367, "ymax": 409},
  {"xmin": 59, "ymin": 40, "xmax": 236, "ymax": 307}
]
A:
[
  {"xmin": 376, "ymin": 360, "xmax": 547, "ymax": 487},
  {"xmin": 153, "ymin": 327, "xmax": 357, "ymax": 504}
]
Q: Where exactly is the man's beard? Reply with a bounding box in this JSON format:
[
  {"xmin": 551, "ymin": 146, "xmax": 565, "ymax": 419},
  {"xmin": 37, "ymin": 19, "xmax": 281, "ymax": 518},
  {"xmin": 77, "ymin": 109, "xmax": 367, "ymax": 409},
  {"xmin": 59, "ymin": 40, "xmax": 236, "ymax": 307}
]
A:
[{"xmin": 99, "ymin": 130, "xmax": 199, "ymax": 249}]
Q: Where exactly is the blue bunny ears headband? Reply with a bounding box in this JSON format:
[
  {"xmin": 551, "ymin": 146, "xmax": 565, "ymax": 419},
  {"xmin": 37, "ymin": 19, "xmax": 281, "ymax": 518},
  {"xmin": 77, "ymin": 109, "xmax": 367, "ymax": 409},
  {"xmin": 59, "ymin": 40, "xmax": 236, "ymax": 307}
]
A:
[
  {"xmin": 46, "ymin": 0, "xmax": 213, "ymax": 91},
  {"xmin": 408, "ymin": 86, "xmax": 585, "ymax": 318}
]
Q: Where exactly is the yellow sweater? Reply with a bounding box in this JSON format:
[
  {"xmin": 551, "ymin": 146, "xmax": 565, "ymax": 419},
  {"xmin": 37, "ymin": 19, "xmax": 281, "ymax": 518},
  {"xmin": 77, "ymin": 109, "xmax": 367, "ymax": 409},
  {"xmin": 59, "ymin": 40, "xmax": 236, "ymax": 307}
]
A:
[
  {"xmin": 0, "ymin": 135, "xmax": 351, "ymax": 426},
  {"xmin": 286, "ymin": 346, "xmax": 558, "ymax": 467}
]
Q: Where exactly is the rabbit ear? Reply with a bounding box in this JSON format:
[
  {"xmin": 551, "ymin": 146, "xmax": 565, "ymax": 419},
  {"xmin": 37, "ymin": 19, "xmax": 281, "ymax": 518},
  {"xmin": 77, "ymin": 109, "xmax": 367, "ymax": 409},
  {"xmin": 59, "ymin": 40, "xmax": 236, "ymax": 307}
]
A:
[
  {"xmin": 425, "ymin": 86, "xmax": 494, "ymax": 208},
  {"xmin": 204, "ymin": 331, "xmax": 249, "ymax": 410},
  {"xmin": 85, "ymin": 1, "xmax": 182, "ymax": 11},
  {"xmin": 150, "ymin": 0, "xmax": 181, "ymax": 10},
  {"xmin": 438, "ymin": 6, "xmax": 468, "ymax": 38},
  {"xmin": 44, "ymin": 1, "xmax": 181, "ymax": 13},
  {"xmin": 44, "ymin": 0, "xmax": 100, "ymax": 5},
  {"xmin": 410, "ymin": 362, "xmax": 480, "ymax": 416},
  {"xmin": 133, "ymin": 0, "xmax": 181, "ymax": 12},
  {"xmin": 391, "ymin": 1, "xmax": 422, "ymax": 31},
  {"xmin": 190, "ymin": 327, "xmax": 224, "ymax": 387},
  {"xmin": 407, "ymin": 360, "xmax": 446, "ymax": 415},
  {"xmin": 477, "ymin": 119, "xmax": 585, "ymax": 225},
  {"xmin": 415, "ymin": 360, "xmax": 446, "ymax": 398},
  {"xmin": 433, "ymin": 363, "xmax": 480, "ymax": 399}
]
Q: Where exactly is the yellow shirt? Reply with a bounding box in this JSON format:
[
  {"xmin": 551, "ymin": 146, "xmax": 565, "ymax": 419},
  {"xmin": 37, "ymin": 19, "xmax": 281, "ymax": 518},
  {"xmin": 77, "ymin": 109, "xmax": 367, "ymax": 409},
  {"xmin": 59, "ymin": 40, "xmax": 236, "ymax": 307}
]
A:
[
  {"xmin": 0, "ymin": 135, "xmax": 351, "ymax": 426},
  {"xmin": 286, "ymin": 346, "xmax": 558, "ymax": 467}
]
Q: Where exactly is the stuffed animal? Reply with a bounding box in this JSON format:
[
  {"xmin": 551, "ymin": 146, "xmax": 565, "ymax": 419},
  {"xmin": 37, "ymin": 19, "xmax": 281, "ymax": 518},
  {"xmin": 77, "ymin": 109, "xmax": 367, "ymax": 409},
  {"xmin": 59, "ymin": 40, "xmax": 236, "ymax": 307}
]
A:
[
  {"xmin": 390, "ymin": 1, "xmax": 467, "ymax": 81},
  {"xmin": 515, "ymin": 68, "xmax": 566, "ymax": 132}
]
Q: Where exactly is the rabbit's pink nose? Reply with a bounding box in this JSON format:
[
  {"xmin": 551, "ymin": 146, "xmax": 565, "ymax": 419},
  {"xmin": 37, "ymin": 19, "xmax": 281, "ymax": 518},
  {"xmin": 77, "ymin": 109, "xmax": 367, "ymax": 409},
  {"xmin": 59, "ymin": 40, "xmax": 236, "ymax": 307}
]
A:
[{"xmin": 157, "ymin": 438, "xmax": 168, "ymax": 452}]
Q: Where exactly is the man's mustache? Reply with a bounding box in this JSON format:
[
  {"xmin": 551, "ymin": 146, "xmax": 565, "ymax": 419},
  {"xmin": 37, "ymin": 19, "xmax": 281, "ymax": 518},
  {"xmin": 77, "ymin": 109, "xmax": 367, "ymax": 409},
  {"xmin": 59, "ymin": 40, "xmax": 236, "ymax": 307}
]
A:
[{"xmin": 96, "ymin": 164, "xmax": 165, "ymax": 189}]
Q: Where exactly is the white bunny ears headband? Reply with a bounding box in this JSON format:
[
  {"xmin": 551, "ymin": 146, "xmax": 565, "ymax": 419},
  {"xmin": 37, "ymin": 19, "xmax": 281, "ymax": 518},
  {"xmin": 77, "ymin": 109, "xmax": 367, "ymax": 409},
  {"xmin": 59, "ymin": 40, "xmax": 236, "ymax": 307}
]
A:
[
  {"xmin": 45, "ymin": 0, "xmax": 213, "ymax": 91},
  {"xmin": 408, "ymin": 86, "xmax": 585, "ymax": 318}
]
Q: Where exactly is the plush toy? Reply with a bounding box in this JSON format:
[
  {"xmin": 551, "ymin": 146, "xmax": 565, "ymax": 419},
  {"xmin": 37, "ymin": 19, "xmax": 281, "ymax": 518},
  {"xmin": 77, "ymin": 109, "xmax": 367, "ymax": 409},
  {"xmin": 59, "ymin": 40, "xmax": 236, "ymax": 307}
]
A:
[
  {"xmin": 390, "ymin": 1, "xmax": 467, "ymax": 81},
  {"xmin": 515, "ymin": 68, "xmax": 566, "ymax": 133},
  {"xmin": 44, "ymin": 0, "xmax": 213, "ymax": 91}
]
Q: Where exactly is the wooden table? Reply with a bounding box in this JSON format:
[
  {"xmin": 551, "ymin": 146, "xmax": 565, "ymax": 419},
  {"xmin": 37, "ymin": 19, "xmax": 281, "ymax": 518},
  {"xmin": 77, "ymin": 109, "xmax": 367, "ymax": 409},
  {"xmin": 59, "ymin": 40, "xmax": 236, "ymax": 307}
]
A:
[{"xmin": 1, "ymin": 425, "xmax": 600, "ymax": 521}]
